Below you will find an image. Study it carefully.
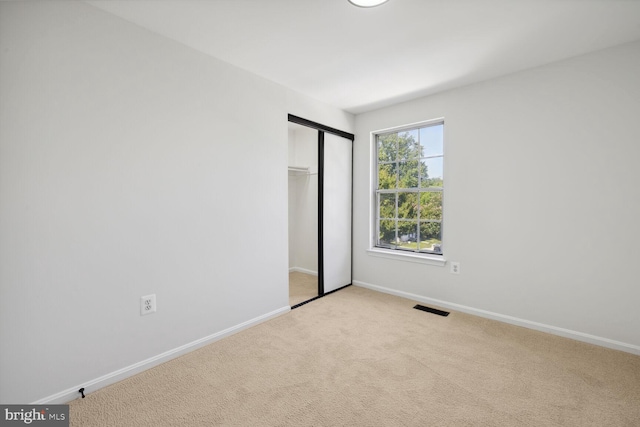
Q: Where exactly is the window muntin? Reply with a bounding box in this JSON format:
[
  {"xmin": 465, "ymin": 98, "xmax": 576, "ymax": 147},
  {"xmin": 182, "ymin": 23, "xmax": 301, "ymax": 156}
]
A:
[{"xmin": 375, "ymin": 121, "xmax": 443, "ymax": 255}]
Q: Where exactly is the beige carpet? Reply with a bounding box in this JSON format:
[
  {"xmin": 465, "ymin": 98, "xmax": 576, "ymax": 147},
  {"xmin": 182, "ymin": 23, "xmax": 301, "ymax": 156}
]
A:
[
  {"xmin": 69, "ymin": 286, "xmax": 640, "ymax": 426},
  {"xmin": 289, "ymin": 271, "xmax": 318, "ymax": 306}
]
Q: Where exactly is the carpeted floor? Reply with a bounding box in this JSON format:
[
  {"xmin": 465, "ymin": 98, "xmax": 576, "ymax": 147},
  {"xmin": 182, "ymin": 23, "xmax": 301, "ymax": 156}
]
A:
[
  {"xmin": 69, "ymin": 286, "xmax": 640, "ymax": 426},
  {"xmin": 289, "ymin": 271, "xmax": 318, "ymax": 306}
]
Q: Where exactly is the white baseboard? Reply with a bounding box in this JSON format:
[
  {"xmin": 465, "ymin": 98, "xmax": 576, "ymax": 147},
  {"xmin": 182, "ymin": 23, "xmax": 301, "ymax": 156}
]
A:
[
  {"xmin": 353, "ymin": 280, "xmax": 640, "ymax": 356},
  {"xmin": 288, "ymin": 267, "xmax": 318, "ymax": 276},
  {"xmin": 33, "ymin": 306, "xmax": 291, "ymax": 404}
]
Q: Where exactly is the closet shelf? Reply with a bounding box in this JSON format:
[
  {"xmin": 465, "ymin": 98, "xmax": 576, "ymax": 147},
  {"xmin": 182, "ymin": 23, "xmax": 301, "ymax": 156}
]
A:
[{"xmin": 288, "ymin": 165, "xmax": 317, "ymax": 175}]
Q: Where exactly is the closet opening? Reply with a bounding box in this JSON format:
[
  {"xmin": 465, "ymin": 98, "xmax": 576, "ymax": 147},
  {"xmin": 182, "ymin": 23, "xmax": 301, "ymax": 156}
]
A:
[
  {"xmin": 287, "ymin": 114, "xmax": 354, "ymax": 309},
  {"xmin": 288, "ymin": 121, "xmax": 320, "ymax": 307}
]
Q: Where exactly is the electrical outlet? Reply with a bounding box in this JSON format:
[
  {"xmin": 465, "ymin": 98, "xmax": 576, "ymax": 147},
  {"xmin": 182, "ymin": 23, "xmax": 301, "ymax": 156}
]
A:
[
  {"xmin": 140, "ymin": 294, "xmax": 156, "ymax": 316},
  {"xmin": 450, "ymin": 262, "xmax": 461, "ymax": 275}
]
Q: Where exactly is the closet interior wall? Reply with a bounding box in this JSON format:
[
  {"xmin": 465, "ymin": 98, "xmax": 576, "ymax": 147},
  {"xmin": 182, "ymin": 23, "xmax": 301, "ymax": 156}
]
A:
[{"xmin": 288, "ymin": 124, "xmax": 318, "ymax": 276}]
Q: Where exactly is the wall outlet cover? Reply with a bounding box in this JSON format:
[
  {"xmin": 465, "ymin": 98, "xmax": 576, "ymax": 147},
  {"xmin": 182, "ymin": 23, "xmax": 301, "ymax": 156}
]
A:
[
  {"xmin": 450, "ymin": 262, "xmax": 461, "ymax": 275},
  {"xmin": 141, "ymin": 294, "xmax": 156, "ymax": 316}
]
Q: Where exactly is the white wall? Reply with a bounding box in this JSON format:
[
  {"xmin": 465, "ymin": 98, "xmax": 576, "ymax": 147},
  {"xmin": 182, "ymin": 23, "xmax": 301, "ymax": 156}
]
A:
[
  {"xmin": 288, "ymin": 126, "xmax": 319, "ymax": 274},
  {"xmin": 353, "ymin": 40, "xmax": 640, "ymax": 353},
  {"xmin": 0, "ymin": 1, "xmax": 353, "ymax": 404}
]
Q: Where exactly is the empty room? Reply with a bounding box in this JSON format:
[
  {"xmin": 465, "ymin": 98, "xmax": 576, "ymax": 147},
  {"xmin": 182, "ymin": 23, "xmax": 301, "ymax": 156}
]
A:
[{"xmin": 1, "ymin": 0, "xmax": 639, "ymax": 425}]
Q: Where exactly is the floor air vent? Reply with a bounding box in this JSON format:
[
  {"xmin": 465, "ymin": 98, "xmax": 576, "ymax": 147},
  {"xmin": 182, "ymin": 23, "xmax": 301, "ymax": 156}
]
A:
[{"xmin": 414, "ymin": 304, "xmax": 449, "ymax": 317}]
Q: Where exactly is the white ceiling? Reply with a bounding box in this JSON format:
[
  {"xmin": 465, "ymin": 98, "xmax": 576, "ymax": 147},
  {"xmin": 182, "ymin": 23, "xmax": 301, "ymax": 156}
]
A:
[{"xmin": 87, "ymin": 0, "xmax": 640, "ymax": 114}]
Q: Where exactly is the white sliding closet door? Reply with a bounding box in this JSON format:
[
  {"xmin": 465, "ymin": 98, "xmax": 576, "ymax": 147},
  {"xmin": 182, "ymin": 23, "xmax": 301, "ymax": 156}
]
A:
[{"xmin": 322, "ymin": 133, "xmax": 352, "ymax": 293}]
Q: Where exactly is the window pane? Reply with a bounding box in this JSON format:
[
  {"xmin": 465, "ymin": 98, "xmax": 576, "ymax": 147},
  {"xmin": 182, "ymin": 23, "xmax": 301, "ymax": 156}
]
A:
[
  {"xmin": 398, "ymin": 160, "xmax": 419, "ymax": 188},
  {"xmin": 378, "ymin": 163, "xmax": 397, "ymax": 189},
  {"xmin": 420, "ymin": 124, "xmax": 443, "ymax": 157},
  {"xmin": 398, "ymin": 130, "xmax": 420, "ymax": 160},
  {"xmin": 378, "ymin": 219, "xmax": 397, "ymax": 248},
  {"xmin": 378, "ymin": 193, "xmax": 396, "ymax": 219},
  {"xmin": 374, "ymin": 121, "xmax": 443, "ymax": 256},
  {"xmin": 378, "ymin": 135, "xmax": 397, "ymax": 162},
  {"xmin": 397, "ymin": 220, "xmax": 418, "ymax": 250},
  {"xmin": 419, "ymin": 222, "xmax": 442, "ymax": 253},
  {"xmin": 419, "ymin": 157, "xmax": 443, "ymax": 188},
  {"xmin": 419, "ymin": 192, "xmax": 442, "ymax": 220},
  {"xmin": 398, "ymin": 192, "xmax": 418, "ymax": 220}
]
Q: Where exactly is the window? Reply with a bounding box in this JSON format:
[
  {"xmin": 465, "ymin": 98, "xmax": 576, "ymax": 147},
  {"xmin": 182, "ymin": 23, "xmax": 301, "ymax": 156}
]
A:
[{"xmin": 374, "ymin": 120, "xmax": 444, "ymax": 256}]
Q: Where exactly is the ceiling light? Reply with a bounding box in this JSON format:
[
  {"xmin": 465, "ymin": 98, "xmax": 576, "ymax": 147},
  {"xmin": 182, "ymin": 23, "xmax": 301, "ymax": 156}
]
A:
[{"xmin": 348, "ymin": 0, "xmax": 389, "ymax": 8}]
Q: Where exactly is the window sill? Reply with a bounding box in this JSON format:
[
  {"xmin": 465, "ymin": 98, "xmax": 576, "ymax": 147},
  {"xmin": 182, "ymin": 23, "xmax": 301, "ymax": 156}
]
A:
[{"xmin": 366, "ymin": 248, "xmax": 446, "ymax": 266}]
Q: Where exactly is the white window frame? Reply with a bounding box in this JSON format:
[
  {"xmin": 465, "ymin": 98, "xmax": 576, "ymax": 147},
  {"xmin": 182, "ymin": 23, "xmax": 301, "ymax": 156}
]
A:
[{"xmin": 368, "ymin": 118, "xmax": 446, "ymax": 266}]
